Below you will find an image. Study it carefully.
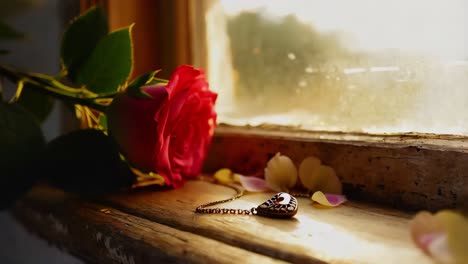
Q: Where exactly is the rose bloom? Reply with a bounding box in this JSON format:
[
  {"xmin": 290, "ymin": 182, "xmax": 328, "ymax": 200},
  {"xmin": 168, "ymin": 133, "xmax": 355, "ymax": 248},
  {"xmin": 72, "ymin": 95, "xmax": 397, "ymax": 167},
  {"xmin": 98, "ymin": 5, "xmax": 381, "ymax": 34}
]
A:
[{"xmin": 107, "ymin": 65, "xmax": 217, "ymax": 187}]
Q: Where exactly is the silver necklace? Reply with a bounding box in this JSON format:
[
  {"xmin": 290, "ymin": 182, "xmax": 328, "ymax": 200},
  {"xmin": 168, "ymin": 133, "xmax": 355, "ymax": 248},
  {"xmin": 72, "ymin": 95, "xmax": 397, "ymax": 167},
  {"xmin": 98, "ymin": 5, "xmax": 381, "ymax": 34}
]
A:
[{"xmin": 195, "ymin": 183, "xmax": 299, "ymax": 219}]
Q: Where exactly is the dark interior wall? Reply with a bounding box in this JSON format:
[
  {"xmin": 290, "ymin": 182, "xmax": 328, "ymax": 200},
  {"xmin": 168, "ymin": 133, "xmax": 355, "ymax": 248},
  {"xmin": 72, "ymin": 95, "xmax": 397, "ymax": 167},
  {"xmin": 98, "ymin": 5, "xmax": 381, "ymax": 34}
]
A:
[
  {"xmin": 0, "ymin": 1, "xmax": 82, "ymax": 263},
  {"xmin": 2, "ymin": 0, "xmax": 62, "ymax": 141}
]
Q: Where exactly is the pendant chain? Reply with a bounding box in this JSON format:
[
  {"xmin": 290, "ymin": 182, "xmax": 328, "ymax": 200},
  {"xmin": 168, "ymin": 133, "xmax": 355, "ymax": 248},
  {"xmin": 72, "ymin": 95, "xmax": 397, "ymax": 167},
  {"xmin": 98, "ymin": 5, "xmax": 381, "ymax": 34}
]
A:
[
  {"xmin": 195, "ymin": 183, "xmax": 257, "ymax": 215},
  {"xmin": 291, "ymin": 193, "xmax": 310, "ymax": 198}
]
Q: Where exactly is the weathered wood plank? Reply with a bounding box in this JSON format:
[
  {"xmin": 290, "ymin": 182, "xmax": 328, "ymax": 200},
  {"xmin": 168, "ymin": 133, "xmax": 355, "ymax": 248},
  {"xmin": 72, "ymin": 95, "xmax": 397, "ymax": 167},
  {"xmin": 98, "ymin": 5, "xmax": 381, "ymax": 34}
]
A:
[
  {"xmin": 214, "ymin": 124, "xmax": 468, "ymax": 151},
  {"xmin": 13, "ymin": 186, "xmax": 289, "ymax": 264},
  {"xmin": 101, "ymin": 181, "xmax": 432, "ymax": 264}
]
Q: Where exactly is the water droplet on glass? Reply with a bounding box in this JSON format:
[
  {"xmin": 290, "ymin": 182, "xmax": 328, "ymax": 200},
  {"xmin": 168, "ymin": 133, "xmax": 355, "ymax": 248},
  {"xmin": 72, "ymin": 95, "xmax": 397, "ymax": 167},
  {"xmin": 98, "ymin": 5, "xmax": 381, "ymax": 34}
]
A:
[
  {"xmin": 305, "ymin": 66, "xmax": 316, "ymax": 73},
  {"xmin": 287, "ymin": 53, "xmax": 296, "ymax": 60}
]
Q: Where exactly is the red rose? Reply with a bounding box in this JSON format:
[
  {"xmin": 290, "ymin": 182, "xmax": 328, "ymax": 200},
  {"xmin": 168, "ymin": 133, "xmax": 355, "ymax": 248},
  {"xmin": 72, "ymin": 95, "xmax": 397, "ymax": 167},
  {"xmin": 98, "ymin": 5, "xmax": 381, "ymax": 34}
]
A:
[{"xmin": 107, "ymin": 65, "xmax": 217, "ymax": 187}]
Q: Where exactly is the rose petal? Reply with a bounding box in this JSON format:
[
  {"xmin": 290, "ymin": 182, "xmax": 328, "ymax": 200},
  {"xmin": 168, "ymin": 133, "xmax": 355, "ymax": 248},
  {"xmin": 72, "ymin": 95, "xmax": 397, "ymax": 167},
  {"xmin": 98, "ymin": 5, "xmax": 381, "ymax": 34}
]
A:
[
  {"xmin": 237, "ymin": 174, "xmax": 269, "ymax": 192},
  {"xmin": 317, "ymin": 166, "xmax": 342, "ymax": 194},
  {"xmin": 298, "ymin": 156, "xmax": 322, "ymax": 189},
  {"xmin": 419, "ymin": 232, "xmax": 445, "ymax": 251},
  {"xmin": 426, "ymin": 233, "xmax": 454, "ymax": 264},
  {"xmin": 410, "ymin": 210, "xmax": 468, "ymax": 263},
  {"xmin": 435, "ymin": 211, "xmax": 468, "ymax": 263},
  {"xmin": 264, "ymin": 152, "xmax": 297, "ymax": 192},
  {"xmin": 214, "ymin": 168, "xmax": 234, "ymax": 184},
  {"xmin": 232, "ymin": 173, "xmax": 241, "ymax": 183},
  {"xmin": 299, "ymin": 156, "xmax": 342, "ymax": 194},
  {"xmin": 311, "ymin": 191, "xmax": 347, "ymax": 206},
  {"xmin": 410, "ymin": 211, "xmax": 444, "ymax": 255}
]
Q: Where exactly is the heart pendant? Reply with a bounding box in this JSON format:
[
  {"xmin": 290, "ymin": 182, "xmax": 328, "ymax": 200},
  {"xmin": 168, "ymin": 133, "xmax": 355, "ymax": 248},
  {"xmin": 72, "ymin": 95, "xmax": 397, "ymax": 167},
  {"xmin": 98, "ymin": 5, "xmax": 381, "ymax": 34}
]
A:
[{"xmin": 256, "ymin": 192, "xmax": 298, "ymax": 219}]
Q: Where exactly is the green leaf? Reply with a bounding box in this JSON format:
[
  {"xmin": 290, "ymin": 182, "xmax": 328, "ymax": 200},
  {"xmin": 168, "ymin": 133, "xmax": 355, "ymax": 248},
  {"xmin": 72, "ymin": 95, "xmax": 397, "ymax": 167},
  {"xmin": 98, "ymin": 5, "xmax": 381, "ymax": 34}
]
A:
[
  {"xmin": 126, "ymin": 71, "xmax": 159, "ymax": 99},
  {"xmin": 60, "ymin": 6, "xmax": 108, "ymax": 82},
  {"xmin": 0, "ymin": 20, "xmax": 24, "ymax": 40},
  {"xmin": 75, "ymin": 25, "xmax": 134, "ymax": 94},
  {"xmin": 0, "ymin": 101, "xmax": 45, "ymax": 209},
  {"xmin": 16, "ymin": 82, "xmax": 55, "ymax": 123},
  {"xmin": 44, "ymin": 129, "xmax": 134, "ymax": 195},
  {"xmin": 0, "ymin": 101, "xmax": 45, "ymax": 160}
]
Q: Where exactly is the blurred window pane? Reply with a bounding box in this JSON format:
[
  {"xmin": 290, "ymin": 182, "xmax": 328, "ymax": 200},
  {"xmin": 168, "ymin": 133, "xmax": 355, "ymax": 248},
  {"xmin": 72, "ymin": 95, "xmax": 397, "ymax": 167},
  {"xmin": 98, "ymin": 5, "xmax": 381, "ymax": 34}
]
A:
[{"xmin": 203, "ymin": 0, "xmax": 468, "ymax": 135}]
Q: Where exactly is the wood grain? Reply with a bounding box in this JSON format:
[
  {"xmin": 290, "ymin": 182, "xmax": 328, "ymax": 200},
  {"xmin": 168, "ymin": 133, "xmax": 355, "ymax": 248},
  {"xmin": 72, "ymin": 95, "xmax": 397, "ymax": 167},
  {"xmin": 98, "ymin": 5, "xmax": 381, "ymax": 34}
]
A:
[
  {"xmin": 13, "ymin": 186, "xmax": 288, "ymax": 264},
  {"xmin": 98, "ymin": 181, "xmax": 432, "ymax": 264}
]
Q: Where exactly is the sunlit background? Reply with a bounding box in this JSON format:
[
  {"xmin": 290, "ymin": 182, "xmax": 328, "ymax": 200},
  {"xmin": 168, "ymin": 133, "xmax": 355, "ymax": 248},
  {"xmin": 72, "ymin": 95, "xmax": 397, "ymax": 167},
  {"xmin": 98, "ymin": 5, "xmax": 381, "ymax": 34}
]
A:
[
  {"xmin": 207, "ymin": 0, "xmax": 468, "ymax": 134},
  {"xmin": 222, "ymin": 0, "xmax": 468, "ymax": 59}
]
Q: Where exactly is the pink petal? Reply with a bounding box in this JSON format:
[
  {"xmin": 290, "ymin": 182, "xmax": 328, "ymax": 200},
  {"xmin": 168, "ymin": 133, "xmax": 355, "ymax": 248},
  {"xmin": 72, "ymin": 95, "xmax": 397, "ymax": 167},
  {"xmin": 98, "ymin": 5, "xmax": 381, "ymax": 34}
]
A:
[
  {"xmin": 237, "ymin": 174, "xmax": 269, "ymax": 192},
  {"xmin": 311, "ymin": 191, "xmax": 347, "ymax": 206},
  {"xmin": 419, "ymin": 232, "xmax": 444, "ymax": 251},
  {"xmin": 415, "ymin": 232, "xmax": 453, "ymax": 263},
  {"xmin": 325, "ymin": 194, "xmax": 347, "ymax": 205},
  {"xmin": 409, "ymin": 211, "xmax": 444, "ymax": 256},
  {"xmin": 409, "ymin": 211, "xmax": 460, "ymax": 263}
]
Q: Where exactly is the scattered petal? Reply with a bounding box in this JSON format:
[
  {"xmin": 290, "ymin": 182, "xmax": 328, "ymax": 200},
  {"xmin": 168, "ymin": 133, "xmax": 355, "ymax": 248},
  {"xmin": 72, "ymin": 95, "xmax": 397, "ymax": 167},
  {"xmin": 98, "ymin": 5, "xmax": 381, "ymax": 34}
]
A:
[
  {"xmin": 317, "ymin": 166, "xmax": 342, "ymax": 194},
  {"xmin": 264, "ymin": 152, "xmax": 298, "ymax": 192},
  {"xmin": 436, "ymin": 211, "xmax": 468, "ymax": 263},
  {"xmin": 299, "ymin": 156, "xmax": 342, "ymax": 194},
  {"xmin": 426, "ymin": 233, "xmax": 453, "ymax": 264},
  {"xmin": 299, "ymin": 156, "xmax": 321, "ymax": 189},
  {"xmin": 232, "ymin": 173, "xmax": 241, "ymax": 183},
  {"xmin": 311, "ymin": 191, "xmax": 347, "ymax": 206},
  {"xmin": 237, "ymin": 174, "xmax": 269, "ymax": 192},
  {"xmin": 410, "ymin": 211, "xmax": 444, "ymax": 255},
  {"xmin": 214, "ymin": 168, "xmax": 234, "ymax": 184},
  {"xmin": 419, "ymin": 233, "xmax": 446, "ymax": 252},
  {"xmin": 410, "ymin": 210, "xmax": 468, "ymax": 264}
]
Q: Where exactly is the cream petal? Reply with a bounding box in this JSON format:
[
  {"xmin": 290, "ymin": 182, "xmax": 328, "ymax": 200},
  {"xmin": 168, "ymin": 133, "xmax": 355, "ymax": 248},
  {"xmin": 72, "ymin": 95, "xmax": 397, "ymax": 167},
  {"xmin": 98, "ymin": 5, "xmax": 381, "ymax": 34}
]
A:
[
  {"xmin": 435, "ymin": 211, "xmax": 468, "ymax": 263},
  {"xmin": 298, "ymin": 156, "xmax": 322, "ymax": 190},
  {"xmin": 299, "ymin": 156, "xmax": 342, "ymax": 194},
  {"xmin": 264, "ymin": 153, "xmax": 297, "ymax": 192},
  {"xmin": 410, "ymin": 210, "xmax": 468, "ymax": 263},
  {"xmin": 317, "ymin": 166, "xmax": 342, "ymax": 194},
  {"xmin": 410, "ymin": 211, "xmax": 444, "ymax": 255},
  {"xmin": 214, "ymin": 168, "xmax": 233, "ymax": 184}
]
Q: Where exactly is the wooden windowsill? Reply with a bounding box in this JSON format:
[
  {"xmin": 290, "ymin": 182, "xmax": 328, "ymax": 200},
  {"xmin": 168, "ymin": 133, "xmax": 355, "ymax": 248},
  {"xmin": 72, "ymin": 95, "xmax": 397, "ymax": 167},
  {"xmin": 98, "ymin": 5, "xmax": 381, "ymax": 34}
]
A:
[
  {"xmin": 14, "ymin": 181, "xmax": 430, "ymax": 264},
  {"xmin": 205, "ymin": 126, "xmax": 468, "ymax": 211}
]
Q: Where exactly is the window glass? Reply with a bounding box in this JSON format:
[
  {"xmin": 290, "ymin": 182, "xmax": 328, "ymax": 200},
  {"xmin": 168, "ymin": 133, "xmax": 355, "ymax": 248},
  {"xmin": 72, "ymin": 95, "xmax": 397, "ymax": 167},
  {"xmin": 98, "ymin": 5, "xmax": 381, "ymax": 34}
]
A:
[{"xmin": 205, "ymin": 0, "xmax": 468, "ymax": 135}]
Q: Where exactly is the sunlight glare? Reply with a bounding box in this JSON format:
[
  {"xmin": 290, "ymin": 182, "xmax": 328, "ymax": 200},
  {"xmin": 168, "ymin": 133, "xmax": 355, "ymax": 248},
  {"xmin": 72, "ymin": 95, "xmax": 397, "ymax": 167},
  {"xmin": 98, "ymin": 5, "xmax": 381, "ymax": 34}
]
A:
[{"xmin": 221, "ymin": 0, "xmax": 468, "ymax": 60}]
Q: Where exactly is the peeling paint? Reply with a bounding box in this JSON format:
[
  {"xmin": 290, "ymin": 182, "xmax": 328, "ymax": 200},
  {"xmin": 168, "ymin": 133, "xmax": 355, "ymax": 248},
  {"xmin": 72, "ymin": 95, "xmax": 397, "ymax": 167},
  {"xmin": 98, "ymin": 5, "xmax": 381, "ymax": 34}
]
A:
[{"xmin": 104, "ymin": 236, "xmax": 135, "ymax": 264}]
